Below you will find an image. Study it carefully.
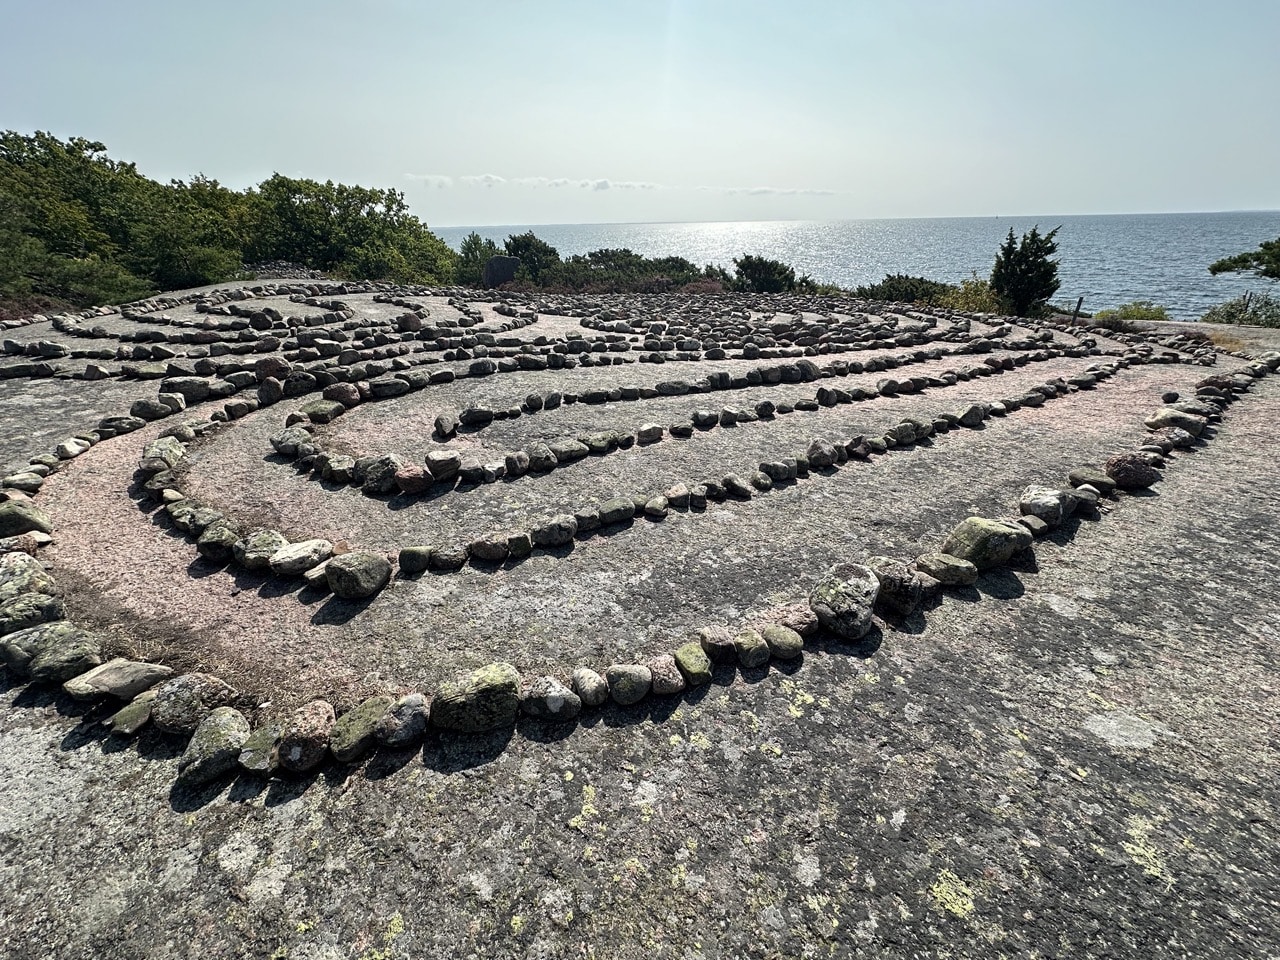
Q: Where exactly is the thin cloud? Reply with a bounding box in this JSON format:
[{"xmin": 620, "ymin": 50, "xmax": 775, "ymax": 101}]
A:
[{"xmin": 405, "ymin": 173, "xmax": 833, "ymax": 195}]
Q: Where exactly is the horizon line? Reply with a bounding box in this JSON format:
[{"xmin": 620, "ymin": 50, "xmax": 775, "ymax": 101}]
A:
[{"xmin": 431, "ymin": 208, "xmax": 1280, "ymax": 230}]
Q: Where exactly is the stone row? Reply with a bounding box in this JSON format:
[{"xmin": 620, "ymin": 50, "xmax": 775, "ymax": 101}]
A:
[
  {"xmin": 1, "ymin": 353, "xmax": 1273, "ymax": 793},
  {"xmin": 277, "ymin": 343, "xmax": 1080, "ymax": 501}
]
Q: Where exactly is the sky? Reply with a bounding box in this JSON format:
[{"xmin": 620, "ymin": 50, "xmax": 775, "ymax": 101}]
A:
[{"xmin": 2, "ymin": 0, "xmax": 1277, "ymax": 227}]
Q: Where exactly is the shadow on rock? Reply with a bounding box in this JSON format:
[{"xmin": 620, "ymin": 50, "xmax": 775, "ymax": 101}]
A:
[
  {"xmin": 975, "ymin": 569, "xmax": 1026, "ymax": 600},
  {"xmin": 422, "ymin": 728, "xmax": 513, "ymax": 774},
  {"xmin": 310, "ymin": 593, "xmax": 377, "ymax": 625}
]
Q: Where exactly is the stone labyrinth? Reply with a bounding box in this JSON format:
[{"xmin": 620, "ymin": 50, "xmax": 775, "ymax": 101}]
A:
[{"xmin": 1, "ymin": 279, "xmax": 1276, "ymax": 788}]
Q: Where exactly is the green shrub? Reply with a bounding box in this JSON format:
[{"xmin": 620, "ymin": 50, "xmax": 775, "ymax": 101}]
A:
[
  {"xmin": 937, "ymin": 273, "xmax": 1003, "ymax": 314},
  {"xmin": 1094, "ymin": 300, "xmax": 1171, "ymax": 324},
  {"xmin": 1201, "ymin": 292, "xmax": 1280, "ymax": 328},
  {"xmin": 854, "ymin": 273, "xmax": 951, "ymax": 304},
  {"xmin": 732, "ymin": 254, "xmax": 795, "ymax": 293}
]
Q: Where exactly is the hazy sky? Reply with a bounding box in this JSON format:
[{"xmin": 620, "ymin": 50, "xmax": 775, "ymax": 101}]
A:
[{"xmin": 2, "ymin": 0, "xmax": 1277, "ymax": 227}]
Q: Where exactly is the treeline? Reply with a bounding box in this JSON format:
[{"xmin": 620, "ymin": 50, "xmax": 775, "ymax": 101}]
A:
[
  {"xmin": 0, "ymin": 130, "xmax": 456, "ymax": 311},
  {"xmin": 454, "ymin": 230, "xmax": 839, "ymax": 296}
]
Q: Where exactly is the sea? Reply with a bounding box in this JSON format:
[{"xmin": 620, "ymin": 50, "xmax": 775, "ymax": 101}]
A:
[{"xmin": 436, "ymin": 211, "xmax": 1280, "ymax": 321}]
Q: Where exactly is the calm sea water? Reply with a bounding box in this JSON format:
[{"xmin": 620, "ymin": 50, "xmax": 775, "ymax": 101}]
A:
[{"xmin": 437, "ymin": 211, "xmax": 1280, "ymax": 320}]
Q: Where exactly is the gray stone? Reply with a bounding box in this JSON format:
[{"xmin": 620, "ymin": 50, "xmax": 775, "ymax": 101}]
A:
[
  {"xmin": 808, "ymin": 563, "xmax": 881, "ymax": 640},
  {"xmin": 532, "ymin": 515, "xmax": 577, "ymax": 548},
  {"xmin": 698, "ymin": 624, "xmax": 737, "ymax": 663},
  {"xmin": 0, "ymin": 501, "xmax": 54, "ymax": 538},
  {"xmin": 375, "ymin": 693, "xmax": 431, "ymax": 747},
  {"xmin": 238, "ymin": 723, "xmax": 282, "ymax": 775},
  {"xmin": 63, "ymin": 657, "xmax": 172, "ymax": 701},
  {"xmin": 432, "ymin": 662, "xmax": 521, "ymax": 732},
  {"xmin": 914, "ymin": 553, "xmax": 979, "ymax": 586},
  {"xmin": 331, "ymin": 695, "xmax": 394, "ymax": 762},
  {"xmin": 940, "ymin": 517, "xmax": 1034, "ymax": 569},
  {"xmin": 0, "ymin": 552, "xmax": 56, "ymax": 603},
  {"xmin": 0, "ymin": 591, "xmax": 64, "ymax": 637},
  {"xmin": 107, "ymin": 689, "xmax": 157, "ymax": 736},
  {"xmin": 28, "ymin": 625, "xmax": 102, "ymax": 682},
  {"xmin": 234, "ymin": 529, "xmax": 289, "ymax": 570},
  {"xmin": 151, "ymin": 673, "xmax": 239, "ymax": 735},
  {"xmin": 177, "ymin": 707, "xmax": 251, "ymax": 786},
  {"xmin": 606, "ymin": 664, "xmax": 652, "ymax": 705},
  {"xmin": 733, "ymin": 628, "xmax": 771, "ymax": 668},
  {"xmin": 761, "ymin": 625, "xmax": 804, "ymax": 660},
  {"xmin": 269, "ymin": 539, "xmax": 333, "ymax": 576},
  {"xmin": 1018, "ymin": 485, "xmax": 1079, "ymax": 528},
  {"xmin": 571, "ymin": 667, "xmax": 609, "ymax": 708},
  {"xmin": 273, "ymin": 700, "xmax": 336, "ymax": 773},
  {"xmin": 326, "ymin": 552, "xmax": 392, "ymax": 599},
  {"xmin": 520, "ymin": 676, "xmax": 583, "ymax": 721}
]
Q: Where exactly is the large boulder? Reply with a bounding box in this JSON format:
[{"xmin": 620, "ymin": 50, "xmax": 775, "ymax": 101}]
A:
[
  {"xmin": 273, "ymin": 700, "xmax": 336, "ymax": 773},
  {"xmin": 431, "ymin": 662, "xmax": 521, "ymax": 732},
  {"xmin": 0, "ymin": 552, "xmax": 56, "ymax": 603},
  {"xmin": 325, "ymin": 552, "xmax": 392, "ymax": 599},
  {"xmin": 63, "ymin": 657, "xmax": 172, "ymax": 700},
  {"xmin": 151, "ymin": 673, "xmax": 239, "ymax": 734},
  {"xmin": 330, "ymin": 695, "xmax": 394, "ymax": 763},
  {"xmin": 808, "ymin": 563, "xmax": 881, "ymax": 639},
  {"xmin": 1144, "ymin": 407, "xmax": 1206, "ymax": 436},
  {"xmin": 1018, "ymin": 485, "xmax": 1079, "ymax": 529},
  {"xmin": 27, "ymin": 626, "xmax": 102, "ymax": 682},
  {"xmin": 0, "ymin": 501, "xmax": 53, "ymax": 538},
  {"xmin": 940, "ymin": 517, "xmax": 1033, "ymax": 570},
  {"xmin": 176, "ymin": 707, "xmax": 251, "ymax": 786},
  {"xmin": 1105, "ymin": 452, "xmax": 1161, "ymax": 490}
]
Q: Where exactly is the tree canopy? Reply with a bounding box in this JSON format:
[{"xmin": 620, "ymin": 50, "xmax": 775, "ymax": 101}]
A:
[
  {"xmin": 990, "ymin": 225, "xmax": 1060, "ymax": 317},
  {"xmin": 1209, "ymin": 237, "xmax": 1280, "ymax": 281},
  {"xmin": 0, "ymin": 130, "xmax": 456, "ymax": 310}
]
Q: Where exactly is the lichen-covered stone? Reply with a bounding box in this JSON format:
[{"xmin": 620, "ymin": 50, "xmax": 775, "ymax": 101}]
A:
[
  {"xmin": 733, "ymin": 628, "xmax": 771, "ymax": 668},
  {"xmin": 234, "ymin": 529, "xmax": 289, "ymax": 570},
  {"xmin": 808, "ymin": 563, "xmax": 881, "ymax": 639},
  {"xmin": 520, "ymin": 676, "xmax": 582, "ymax": 721},
  {"xmin": 605, "ymin": 664, "xmax": 652, "ymax": 706},
  {"xmin": 151, "ymin": 673, "xmax": 239, "ymax": 734},
  {"xmin": 177, "ymin": 707, "xmax": 251, "ymax": 787},
  {"xmin": 106, "ymin": 688, "xmax": 158, "ymax": 736},
  {"xmin": 26, "ymin": 624, "xmax": 102, "ymax": 682},
  {"xmin": 330, "ymin": 695, "xmax": 394, "ymax": 763},
  {"xmin": 273, "ymin": 700, "xmax": 336, "ymax": 773},
  {"xmin": 571, "ymin": 667, "xmax": 609, "ymax": 708},
  {"xmin": 0, "ymin": 500, "xmax": 53, "ymax": 538},
  {"xmin": 761, "ymin": 624, "xmax": 804, "ymax": 660},
  {"xmin": 914, "ymin": 553, "xmax": 979, "ymax": 586},
  {"xmin": 238, "ymin": 722, "xmax": 282, "ymax": 775},
  {"xmin": 0, "ymin": 591, "xmax": 64, "ymax": 637},
  {"xmin": 673, "ymin": 642, "xmax": 713, "ymax": 685},
  {"xmin": 326, "ymin": 551, "xmax": 392, "ymax": 599},
  {"xmin": 432, "ymin": 662, "xmax": 521, "ymax": 732},
  {"xmin": 940, "ymin": 518, "xmax": 1034, "ymax": 570}
]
